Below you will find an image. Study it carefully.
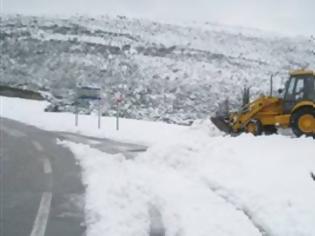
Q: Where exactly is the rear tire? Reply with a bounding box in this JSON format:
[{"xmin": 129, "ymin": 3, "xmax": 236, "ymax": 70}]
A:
[
  {"xmin": 290, "ymin": 107, "xmax": 315, "ymax": 137},
  {"xmin": 244, "ymin": 119, "xmax": 263, "ymax": 136}
]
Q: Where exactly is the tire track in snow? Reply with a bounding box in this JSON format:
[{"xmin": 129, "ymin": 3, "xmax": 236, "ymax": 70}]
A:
[
  {"xmin": 149, "ymin": 205, "xmax": 165, "ymax": 236},
  {"xmin": 204, "ymin": 180, "xmax": 269, "ymax": 236}
]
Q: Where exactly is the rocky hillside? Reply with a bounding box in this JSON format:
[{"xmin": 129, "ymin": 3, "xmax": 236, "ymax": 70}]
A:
[{"xmin": 1, "ymin": 15, "xmax": 314, "ymax": 124}]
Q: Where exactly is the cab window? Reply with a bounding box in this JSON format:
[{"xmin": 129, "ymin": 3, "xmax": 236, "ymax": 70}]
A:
[
  {"xmin": 301, "ymin": 76, "xmax": 315, "ymax": 101},
  {"xmin": 286, "ymin": 77, "xmax": 295, "ymax": 98},
  {"xmin": 308, "ymin": 77, "xmax": 315, "ymax": 100},
  {"xmin": 294, "ymin": 78, "xmax": 304, "ymax": 100},
  {"xmin": 285, "ymin": 76, "xmax": 305, "ymax": 101}
]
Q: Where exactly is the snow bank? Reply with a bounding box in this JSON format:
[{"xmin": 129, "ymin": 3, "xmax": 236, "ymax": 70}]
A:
[
  {"xmin": 139, "ymin": 134, "xmax": 315, "ymax": 236},
  {"xmin": 61, "ymin": 141, "xmax": 261, "ymax": 236},
  {"xmin": 61, "ymin": 134, "xmax": 314, "ymax": 236},
  {"xmin": 0, "ymin": 96, "xmax": 191, "ymax": 145}
]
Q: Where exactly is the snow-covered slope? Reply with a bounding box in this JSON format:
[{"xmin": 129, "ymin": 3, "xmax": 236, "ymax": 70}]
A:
[{"xmin": 1, "ymin": 15, "xmax": 314, "ymax": 124}]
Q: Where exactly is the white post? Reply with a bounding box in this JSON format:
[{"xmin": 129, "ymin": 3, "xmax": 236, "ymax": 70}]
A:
[
  {"xmin": 114, "ymin": 92, "xmax": 122, "ymax": 131},
  {"xmin": 98, "ymin": 99, "xmax": 101, "ymax": 129},
  {"xmin": 75, "ymin": 101, "xmax": 78, "ymax": 127},
  {"xmin": 116, "ymin": 101, "xmax": 119, "ymax": 131}
]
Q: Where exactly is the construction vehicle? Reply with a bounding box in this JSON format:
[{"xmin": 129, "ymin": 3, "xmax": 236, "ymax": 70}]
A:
[{"xmin": 211, "ymin": 69, "xmax": 315, "ymax": 137}]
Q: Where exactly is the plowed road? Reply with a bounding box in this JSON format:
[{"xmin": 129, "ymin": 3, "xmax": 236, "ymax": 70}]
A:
[
  {"xmin": 1, "ymin": 118, "xmax": 85, "ymax": 236},
  {"xmin": 0, "ymin": 118, "xmax": 149, "ymax": 236}
]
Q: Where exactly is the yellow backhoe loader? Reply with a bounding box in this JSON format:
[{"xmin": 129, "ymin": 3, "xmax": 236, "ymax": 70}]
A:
[{"xmin": 211, "ymin": 69, "xmax": 315, "ymax": 137}]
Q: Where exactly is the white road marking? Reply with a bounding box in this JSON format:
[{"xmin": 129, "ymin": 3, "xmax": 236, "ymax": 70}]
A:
[
  {"xmin": 32, "ymin": 141, "xmax": 43, "ymax": 152},
  {"xmin": 30, "ymin": 192, "xmax": 52, "ymax": 236},
  {"xmin": 43, "ymin": 158, "xmax": 52, "ymax": 174},
  {"xmin": 1, "ymin": 126, "xmax": 26, "ymax": 137}
]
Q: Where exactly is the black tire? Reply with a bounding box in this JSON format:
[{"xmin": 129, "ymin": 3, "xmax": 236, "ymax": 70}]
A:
[
  {"xmin": 290, "ymin": 106, "xmax": 315, "ymax": 137},
  {"xmin": 263, "ymin": 125, "xmax": 278, "ymax": 135},
  {"xmin": 245, "ymin": 119, "xmax": 263, "ymax": 136}
]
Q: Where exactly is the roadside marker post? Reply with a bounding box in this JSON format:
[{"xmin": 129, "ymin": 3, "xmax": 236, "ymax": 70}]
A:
[
  {"xmin": 75, "ymin": 101, "xmax": 78, "ymax": 127},
  {"xmin": 98, "ymin": 98, "xmax": 101, "ymax": 129},
  {"xmin": 116, "ymin": 102, "xmax": 119, "ymax": 131},
  {"xmin": 115, "ymin": 92, "xmax": 123, "ymax": 131}
]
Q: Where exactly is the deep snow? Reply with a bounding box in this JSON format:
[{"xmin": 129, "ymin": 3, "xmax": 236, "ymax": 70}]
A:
[{"xmin": 61, "ymin": 133, "xmax": 315, "ymax": 236}]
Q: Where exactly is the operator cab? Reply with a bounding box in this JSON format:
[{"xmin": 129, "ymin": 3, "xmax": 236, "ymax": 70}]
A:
[{"xmin": 283, "ymin": 70, "xmax": 315, "ymax": 113}]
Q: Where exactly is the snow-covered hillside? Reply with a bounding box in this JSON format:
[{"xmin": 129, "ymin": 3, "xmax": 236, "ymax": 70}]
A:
[{"xmin": 1, "ymin": 15, "xmax": 314, "ymax": 124}]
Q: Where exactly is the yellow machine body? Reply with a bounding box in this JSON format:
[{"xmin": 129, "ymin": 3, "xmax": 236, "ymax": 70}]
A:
[
  {"xmin": 211, "ymin": 69, "xmax": 315, "ymax": 137},
  {"xmin": 230, "ymin": 98, "xmax": 315, "ymax": 132},
  {"xmin": 230, "ymin": 96, "xmax": 286, "ymax": 132}
]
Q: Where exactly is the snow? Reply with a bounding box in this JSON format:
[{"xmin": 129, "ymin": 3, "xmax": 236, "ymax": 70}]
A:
[
  {"xmin": 61, "ymin": 141, "xmax": 261, "ymax": 236},
  {"xmin": 33, "ymin": 31, "xmax": 132, "ymax": 48},
  {"xmin": 0, "ymin": 96, "xmax": 189, "ymax": 145},
  {"xmin": 1, "ymin": 15, "xmax": 314, "ymax": 124},
  {"xmin": 1, "ymin": 95, "xmax": 315, "ymax": 236},
  {"xmin": 60, "ymin": 133, "xmax": 315, "ymax": 236},
  {"xmin": 142, "ymin": 134, "xmax": 315, "ymax": 236}
]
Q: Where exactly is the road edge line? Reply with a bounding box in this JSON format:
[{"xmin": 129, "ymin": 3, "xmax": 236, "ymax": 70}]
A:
[
  {"xmin": 32, "ymin": 141, "xmax": 44, "ymax": 152},
  {"xmin": 43, "ymin": 158, "xmax": 52, "ymax": 174},
  {"xmin": 30, "ymin": 192, "xmax": 52, "ymax": 236}
]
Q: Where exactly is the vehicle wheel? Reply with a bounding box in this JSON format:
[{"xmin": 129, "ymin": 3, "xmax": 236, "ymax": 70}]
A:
[
  {"xmin": 290, "ymin": 107, "xmax": 315, "ymax": 137},
  {"xmin": 244, "ymin": 119, "xmax": 263, "ymax": 136},
  {"xmin": 263, "ymin": 125, "xmax": 278, "ymax": 135}
]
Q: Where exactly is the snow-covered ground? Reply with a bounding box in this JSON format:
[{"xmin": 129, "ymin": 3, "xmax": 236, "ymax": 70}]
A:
[
  {"xmin": 0, "ymin": 96, "xmax": 191, "ymax": 145},
  {"xmin": 1, "ymin": 96, "xmax": 315, "ymax": 236},
  {"xmin": 62, "ymin": 135, "xmax": 315, "ymax": 236}
]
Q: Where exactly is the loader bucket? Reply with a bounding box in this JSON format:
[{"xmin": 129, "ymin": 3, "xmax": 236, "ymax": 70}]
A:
[{"xmin": 210, "ymin": 116, "xmax": 232, "ymax": 134}]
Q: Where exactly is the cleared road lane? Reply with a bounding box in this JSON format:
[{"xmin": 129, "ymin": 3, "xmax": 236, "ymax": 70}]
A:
[
  {"xmin": 0, "ymin": 117, "xmax": 164, "ymax": 236},
  {"xmin": 0, "ymin": 118, "xmax": 85, "ymax": 236}
]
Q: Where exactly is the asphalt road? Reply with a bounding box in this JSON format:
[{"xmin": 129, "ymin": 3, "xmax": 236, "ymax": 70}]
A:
[
  {"xmin": 57, "ymin": 132, "xmax": 147, "ymax": 159},
  {"xmin": 0, "ymin": 118, "xmax": 85, "ymax": 236},
  {"xmin": 0, "ymin": 118, "xmax": 164, "ymax": 236}
]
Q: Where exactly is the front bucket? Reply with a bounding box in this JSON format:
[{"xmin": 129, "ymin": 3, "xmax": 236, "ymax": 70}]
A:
[{"xmin": 210, "ymin": 116, "xmax": 232, "ymax": 134}]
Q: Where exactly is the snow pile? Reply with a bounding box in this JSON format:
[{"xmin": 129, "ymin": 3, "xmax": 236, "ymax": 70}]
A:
[
  {"xmin": 141, "ymin": 135, "xmax": 315, "ymax": 235},
  {"xmin": 61, "ymin": 141, "xmax": 261, "ymax": 236},
  {"xmin": 190, "ymin": 118, "xmax": 225, "ymax": 137},
  {"xmin": 62, "ymin": 133, "xmax": 315, "ymax": 236}
]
